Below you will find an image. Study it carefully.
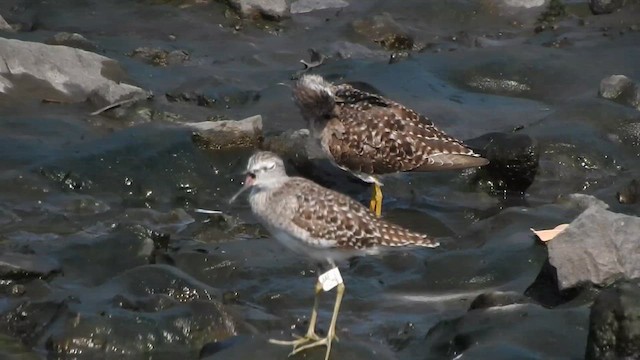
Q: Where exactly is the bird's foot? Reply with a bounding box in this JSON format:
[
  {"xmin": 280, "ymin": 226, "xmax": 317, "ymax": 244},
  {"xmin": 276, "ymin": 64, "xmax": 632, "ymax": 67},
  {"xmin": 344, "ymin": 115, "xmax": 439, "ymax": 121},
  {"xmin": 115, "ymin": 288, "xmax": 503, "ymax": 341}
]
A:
[
  {"xmin": 269, "ymin": 331, "xmax": 320, "ymax": 348},
  {"xmin": 289, "ymin": 332, "xmax": 336, "ymax": 360}
]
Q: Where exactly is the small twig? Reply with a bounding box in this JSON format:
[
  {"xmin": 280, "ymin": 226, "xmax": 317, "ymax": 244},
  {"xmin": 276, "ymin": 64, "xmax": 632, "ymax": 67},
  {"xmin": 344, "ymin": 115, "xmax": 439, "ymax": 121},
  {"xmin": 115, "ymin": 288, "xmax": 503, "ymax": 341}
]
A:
[{"xmin": 89, "ymin": 93, "xmax": 152, "ymax": 116}]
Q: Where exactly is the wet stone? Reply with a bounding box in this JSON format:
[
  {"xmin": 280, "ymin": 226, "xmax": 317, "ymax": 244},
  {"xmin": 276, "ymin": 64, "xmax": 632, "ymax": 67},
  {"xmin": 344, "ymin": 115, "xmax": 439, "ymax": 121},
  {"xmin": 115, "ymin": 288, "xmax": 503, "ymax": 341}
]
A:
[
  {"xmin": 44, "ymin": 32, "xmax": 99, "ymax": 52},
  {"xmin": 0, "ymin": 253, "xmax": 61, "ymax": 280},
  {"xmin": 128, "ymin": 47, "xmax": 190, "ymax": 66},
  {"xmin": 352, "ymin": 13, "xmax": 414, "ymax": 51},
  {"xmin": 548, "ymin": 206, "xmax": 640, "ymax": 290},
  {"xmin": 586, "ymin": 279, "xmax": 640, "ymax": 360},
  {"xmin": 121, "ymin": 207, "xmax": 195, "ymax": 235},
  {"xmin": 407, "ymin": 303, "xmax": 588, "ymax": 359},
  {"xmin": 165, "ymin": 87, "xmax": 261, "ymax": 109},
  {"xmin": 617, "ymin": 178, "xmax": 639, "ymax": 204},
  {"xmin": 525, "ymin": 260, "xmax": 585, "ymax": 308},
  {"xmin": 466, "ymin": 132, "xmax": 540, "ymax": 195},
  {"xmin": 189, "ymin": 115, "xmax": 263, "ymax": 150},
  {"xmin": 1, "ymin": 265, "xmax": 239, "ymax": 358},
  {"xmin": 599, "ymin": 74, "xmax": 640, "ymax": 110},
  {"xmin": 590, "ymin": 0, "xmax": 626, "ymax": 14}
]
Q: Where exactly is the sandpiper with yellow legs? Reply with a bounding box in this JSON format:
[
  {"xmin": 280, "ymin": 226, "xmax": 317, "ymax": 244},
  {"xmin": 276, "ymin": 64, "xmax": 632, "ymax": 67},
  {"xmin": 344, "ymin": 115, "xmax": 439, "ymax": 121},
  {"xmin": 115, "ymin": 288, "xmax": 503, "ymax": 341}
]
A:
[
  {"xmin": 230, "ymin": 151, "xmax": 439, "ymax": 360},
  {"xmin": 292, "ymin": 74, "xmax": 489, "ymax": 217}
]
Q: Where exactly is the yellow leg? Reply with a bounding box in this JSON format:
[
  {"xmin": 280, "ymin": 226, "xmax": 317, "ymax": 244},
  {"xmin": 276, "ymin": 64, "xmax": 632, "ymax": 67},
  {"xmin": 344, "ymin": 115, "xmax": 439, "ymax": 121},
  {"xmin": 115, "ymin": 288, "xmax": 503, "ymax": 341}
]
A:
[
  {"xmin": 290, "ymin": 281, "xmax": 345, "ymax": 360},
  {"xmin": 368, "ymin": 183, "xmax": 383, "ymax": 217},
  {"xmin": 269, "ymin": 280, "xmax": 322, "ymax": 347}
]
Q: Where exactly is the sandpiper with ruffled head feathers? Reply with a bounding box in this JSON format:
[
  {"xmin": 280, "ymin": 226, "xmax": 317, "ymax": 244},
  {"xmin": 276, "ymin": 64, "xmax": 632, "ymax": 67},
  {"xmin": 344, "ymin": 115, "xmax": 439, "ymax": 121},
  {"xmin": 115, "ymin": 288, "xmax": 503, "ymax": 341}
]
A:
[
  {"xmin": 230, "ymin": 151, "xmax": 438, "ymax": 360},
  {"xmin": 292, "ymin": 74, "xmax": 489, "ymax": 217}
]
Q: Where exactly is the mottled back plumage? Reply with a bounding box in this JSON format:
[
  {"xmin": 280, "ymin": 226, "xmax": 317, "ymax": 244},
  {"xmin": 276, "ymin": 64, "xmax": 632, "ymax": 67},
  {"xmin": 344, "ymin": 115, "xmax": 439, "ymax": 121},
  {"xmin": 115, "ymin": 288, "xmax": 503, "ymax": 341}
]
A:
[
  {"xmin": 244, "ymin": 151, "xmax": 438, "ymax": 263},
  {"xmin": 293, "ymin": 74, "xmax": 488, "ymax": 183}
]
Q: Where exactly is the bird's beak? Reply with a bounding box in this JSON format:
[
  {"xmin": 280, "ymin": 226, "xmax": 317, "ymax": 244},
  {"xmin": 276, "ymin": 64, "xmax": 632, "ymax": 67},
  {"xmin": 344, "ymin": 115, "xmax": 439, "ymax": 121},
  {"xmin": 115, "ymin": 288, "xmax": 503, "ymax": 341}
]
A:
[{"xmin": 229, "ymin": 174, "xmax": 255, "ymax": 204}]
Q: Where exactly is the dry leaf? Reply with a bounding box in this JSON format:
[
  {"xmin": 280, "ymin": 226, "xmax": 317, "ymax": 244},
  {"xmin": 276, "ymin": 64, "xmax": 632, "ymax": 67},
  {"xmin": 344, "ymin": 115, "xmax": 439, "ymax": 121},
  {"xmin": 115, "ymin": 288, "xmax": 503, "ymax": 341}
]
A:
[{"xmin": 530, "ymin": 224, "xmax": 569, "ymax": 242}]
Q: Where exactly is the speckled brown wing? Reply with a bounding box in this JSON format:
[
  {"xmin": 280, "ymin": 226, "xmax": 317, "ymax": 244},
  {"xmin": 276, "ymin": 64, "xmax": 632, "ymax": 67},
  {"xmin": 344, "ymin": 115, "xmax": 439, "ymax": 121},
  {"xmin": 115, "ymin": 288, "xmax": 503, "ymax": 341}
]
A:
[
  {"xmin": 329, "ymin": 84, "xmax": 488, "ymax": 176},
  {"xmin": 280, "ymin": 178, "xmax": 438, "ymax": 249}
]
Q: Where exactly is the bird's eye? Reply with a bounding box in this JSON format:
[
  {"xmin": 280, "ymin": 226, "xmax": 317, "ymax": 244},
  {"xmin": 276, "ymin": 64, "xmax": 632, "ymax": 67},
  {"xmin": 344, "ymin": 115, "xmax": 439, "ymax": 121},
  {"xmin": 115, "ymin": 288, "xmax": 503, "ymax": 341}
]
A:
[
  {"xmin": 266, "ymin": 162, "xmax": 276, "ymax": 170},
  {"xmin": 247, "ymin": 172, "xmax": 256, "ymax": 179}
]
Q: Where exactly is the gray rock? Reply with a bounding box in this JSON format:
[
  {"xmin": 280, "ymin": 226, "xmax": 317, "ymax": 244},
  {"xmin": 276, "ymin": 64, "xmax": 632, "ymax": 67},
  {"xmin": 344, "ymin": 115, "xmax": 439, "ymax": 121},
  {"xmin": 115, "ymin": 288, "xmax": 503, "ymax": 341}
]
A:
[
  {"xmin": 586, "ymin": 280, "xmax": 640, "ymax": 360},
  {"xmin": 599, "ymin": 75, "xmax": 640, "ymax": 110},
  {"xmin": 0, "ymin": 14, "xmax": 14, "ymax": 32},
  {"xmin": 0, "ymin": 38, "xmax": 148, "ymax": 107},
  {"xmin": 189, "ymin": 115, "xmax": 263, "ymax": 150},
  {"xmin": 290, "ymin": 0, "xmax": 348, "ymax": 14},
  {"xmin": 88, "ymin": 82, "xmax": 151, "ymax": 109},
  {"xmin": 599, "ymin": 75, "xmax": 634, "ymax": 98},
  {"xmin": 225, "ymin": 0, "xmax": 289, "ymax": 20},
  {"xmin": 590, "ymin": 0, "xmax": 625, "ymax": 14},
  {"xmin": 45, "ymin": 32, "xmax": 99, "ymax": 52},
  {"xmin": 0, "ymin": 252, "xmax": 61, "ymax": 279},
  {"xmin": 548, "ymin": 206, "xmax": 640, "ymax": 290}
]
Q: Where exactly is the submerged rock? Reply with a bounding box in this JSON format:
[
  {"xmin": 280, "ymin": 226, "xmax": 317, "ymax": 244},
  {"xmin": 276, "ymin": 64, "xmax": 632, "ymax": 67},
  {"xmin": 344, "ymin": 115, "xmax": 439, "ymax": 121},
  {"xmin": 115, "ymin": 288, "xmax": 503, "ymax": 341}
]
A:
[
  {"xmin": 189, "ymin": 115, "xmax": 263, "ymax": 150},
  {"xmin": 0, "ymin": 38, "xmax": 148, "ymax": 107},
  {"xmin": 466, "ymin": 132, "xmax": 540, "ymax": 195},
  {"xmin": 409, "ymin": 302, "xmax": 588, "ymax": 359},
  {"xmin": 0, "ymin": 253, "xmax": 61, "ymax": 280},
  {"xmin": 0, "ymin": 265, "xmax": 239, "ymax": 358},
  {"xmin": 352, "ymin": 13, "xmax": 414, "ymax": 51},
  {"xmin": 589, "ymin": 0, "xmax": 626, "ymax": 14},
  {"xmin": 586, "ymin": 280, "xmax": 640, "ymax": 360},
  {"xmin": 548, "ymin": 206, "xmax": 640, "ymax": 290},
  {"xmin": 45, "ymin": 32, "xmax": 99, "ymax": 52},
  {"xmin": 128, "ymin": 47, "xmax": 190, "ymax": 66},
  {"xmin": 599, "ymin": 75, "xmax": 640, "ymax": 111}
]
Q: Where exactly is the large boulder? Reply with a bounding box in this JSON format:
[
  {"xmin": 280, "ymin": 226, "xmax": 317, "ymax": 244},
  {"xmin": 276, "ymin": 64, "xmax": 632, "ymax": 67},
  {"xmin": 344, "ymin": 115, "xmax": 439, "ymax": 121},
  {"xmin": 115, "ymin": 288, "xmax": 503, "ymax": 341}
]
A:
[
  {"xmin": 548, "ymin": 206, "xmax": 640, "ymax": 290},
  {"xmin": 586, "ymin": 280, "xmax": 640, "ymax": 359},
  {"xmin": 0, "ymin": 37, "xmax": 149, "ymax": 107}
]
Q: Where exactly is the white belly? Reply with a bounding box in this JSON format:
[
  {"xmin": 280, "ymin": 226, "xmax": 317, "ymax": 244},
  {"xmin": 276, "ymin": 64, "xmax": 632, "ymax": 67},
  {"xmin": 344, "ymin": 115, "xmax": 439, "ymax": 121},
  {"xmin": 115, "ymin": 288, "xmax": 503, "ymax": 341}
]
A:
[{"xmin": 269, "ymin": 228, "xmax": 379, "ymax": 265}]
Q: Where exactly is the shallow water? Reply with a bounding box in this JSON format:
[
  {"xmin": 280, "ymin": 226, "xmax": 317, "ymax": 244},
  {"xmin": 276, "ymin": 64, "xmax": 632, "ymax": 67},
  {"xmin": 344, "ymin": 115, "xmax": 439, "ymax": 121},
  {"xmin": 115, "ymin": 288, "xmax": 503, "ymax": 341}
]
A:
[{"xmin": 1, "ymin": 0, "xmax": 639, "ymax": 359}]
